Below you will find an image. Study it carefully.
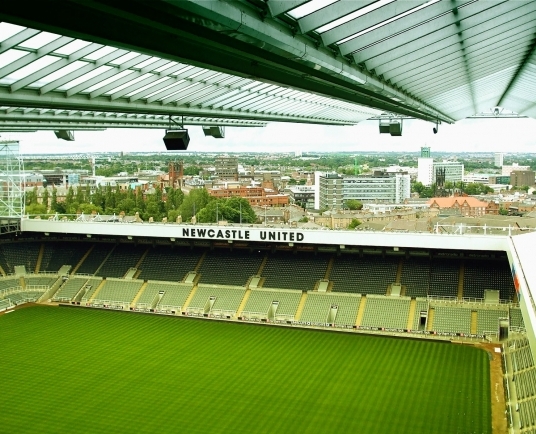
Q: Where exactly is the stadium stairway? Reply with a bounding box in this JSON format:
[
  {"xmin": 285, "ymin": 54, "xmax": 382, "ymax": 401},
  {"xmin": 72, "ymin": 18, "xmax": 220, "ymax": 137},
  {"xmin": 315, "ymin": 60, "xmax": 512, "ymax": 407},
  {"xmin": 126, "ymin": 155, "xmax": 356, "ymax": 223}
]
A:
[
  {"xmin": 88, "ymin": 280, "xmax": 106, "ymax": 302},
  {"xmin": 19, "ymin": 276, "xmax": 25, "ymax": 289},
  {"xmin": 294, "ymin": 291, "xmax": 308, "ymax": 321},
  {"xmin": 0, "ymin": 265, "xmax": 5, "ymax": 276},
  {"xmin": 70, "ymin": 245, "xmax": 94, "ymax": 275},
  {"xmin": 35, "ymin": 244, "xmax": 44, "ymax": 273},
  {"xmin": 181, "ymin": 284, "xmax": 199, "ymax": 312},
  {"xmin": 256, "ymin": 254, "xmax": 269, "ymax": 276},
  {"xmin": 471, "ymin": 311, "xmax": 477, "ymax": 335},
  {"xmin": 323, "ymin": 257, "xmax": 334, "ymax": 280},
  {"xmin": 130, "ymin": 281, "xmax": 149, "ymax": 308},
  {"xmin": 406, "ymin": 299, "xmax": 416, "ymax": 330},
  {"xmin": 133, "ymin": 248, "xmax": 150, "ymax": 278},
  {"xmin": 426, "ymin": 308, "xmax": 435, "ymax": 331},
  {"xmin": 194, "ymin": 251, "xmax": 207, "ymax": 273},
  {"xmin": 396, "ymin": 258, "xmax": 403, "ymax": 283},
  {"xmin": 355, "ymin": 296, "xmax": 367, "ymax": 327},
  {"xmin": 457, "ymin": 263, "xmax": 465, "ymax": 300},
  {"xmin": 235, "ymin": 288, "xmax": 251, "ymax": 318}
]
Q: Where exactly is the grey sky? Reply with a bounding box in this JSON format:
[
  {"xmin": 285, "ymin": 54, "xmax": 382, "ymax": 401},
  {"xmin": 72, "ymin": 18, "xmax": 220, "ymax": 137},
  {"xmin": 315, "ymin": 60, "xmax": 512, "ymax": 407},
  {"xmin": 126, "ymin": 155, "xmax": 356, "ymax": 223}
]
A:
[{"xmin": 4, "ymin": 117, "xmax": 536, "ymax": 155}]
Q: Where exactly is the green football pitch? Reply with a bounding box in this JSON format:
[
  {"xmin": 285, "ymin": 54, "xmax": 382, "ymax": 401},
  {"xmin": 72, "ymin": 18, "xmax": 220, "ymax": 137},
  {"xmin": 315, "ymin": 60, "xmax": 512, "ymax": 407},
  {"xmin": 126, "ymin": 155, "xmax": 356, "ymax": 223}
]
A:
[{"xmin": 0, "ymin": 306, "xmax": 491, "ymax": 434}]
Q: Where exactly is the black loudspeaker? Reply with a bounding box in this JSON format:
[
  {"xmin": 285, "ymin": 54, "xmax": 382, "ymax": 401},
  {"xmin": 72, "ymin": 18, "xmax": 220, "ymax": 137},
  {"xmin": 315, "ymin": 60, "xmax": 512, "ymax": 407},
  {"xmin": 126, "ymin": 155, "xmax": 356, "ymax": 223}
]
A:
[
  {"xmin": 389, "ymin": 121, "xmax": 402, "ymax": 136},
  {"xmin": 163, "ymin": 129, "xmax": 190, "ymax": 150}
]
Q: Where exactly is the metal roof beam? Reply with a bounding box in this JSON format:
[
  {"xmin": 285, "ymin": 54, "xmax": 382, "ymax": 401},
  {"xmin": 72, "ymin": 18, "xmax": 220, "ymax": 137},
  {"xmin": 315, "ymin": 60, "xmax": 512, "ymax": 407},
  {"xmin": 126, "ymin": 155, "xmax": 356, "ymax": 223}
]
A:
[
  {"xmin": 297, "ymin": 1, "xmax": 376, "ymax": 34},
  {"xmin": 267, "ymin": 1, "xmax": 309, "ymax": 18}
]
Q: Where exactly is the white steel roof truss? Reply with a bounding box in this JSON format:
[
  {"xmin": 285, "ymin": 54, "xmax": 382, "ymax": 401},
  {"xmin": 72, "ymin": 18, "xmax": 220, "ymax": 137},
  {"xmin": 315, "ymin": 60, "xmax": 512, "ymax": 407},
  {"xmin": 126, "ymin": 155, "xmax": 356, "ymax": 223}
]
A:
[
  {"xmin": 389, "ymin": 24, "xmax": 535, "ymax": 84},
  {"xmin": 298, "ymin": 1, "xmax": 378, "ymax": 34},
  {"xmin": 352, "ymin": 1, "xmax": 519, "ymax": 65},
  {"xmin": 375, "ymin": 9, "xmax": 536, "ymax": 77},
  {"xmin": 338, "ymin": 0, "xmax": 468, "ymax": 57},
  {"xmin": 39, "ymin": 48, "xmax": 129, "ymax": 95},
  {"xmin": 0, "ymin": 28, "xmax": 40, "ymax": 55},
  {"xmin": 0, "ymin": 36, "xmax": 73, "ymax": 79}
]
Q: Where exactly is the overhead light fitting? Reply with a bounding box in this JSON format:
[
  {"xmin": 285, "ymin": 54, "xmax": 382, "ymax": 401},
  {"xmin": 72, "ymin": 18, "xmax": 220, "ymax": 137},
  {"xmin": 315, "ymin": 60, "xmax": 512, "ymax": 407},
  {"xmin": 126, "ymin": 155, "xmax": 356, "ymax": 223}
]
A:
[
  {"xmin": 202, "ymin": 126, "xmax": 225, "ymax": 139},
  {"xmin": 379, "ymin": 118, "xmax": 403, "ymax": 136},
  {"xmin": 54, "ymin": 130, "xmax": 75, "ymax": 141}
]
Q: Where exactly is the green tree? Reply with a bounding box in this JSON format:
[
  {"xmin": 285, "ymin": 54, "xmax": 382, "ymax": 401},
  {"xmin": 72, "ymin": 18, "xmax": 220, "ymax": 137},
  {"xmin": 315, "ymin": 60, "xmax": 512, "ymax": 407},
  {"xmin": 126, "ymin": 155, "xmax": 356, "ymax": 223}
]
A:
[
  {"xmin": 179, "ymin": 188, "xmax": 211, "ymax": 221},
  {"xmin": 348, "ymin": 218, "xmax": 362, "ymax": 229},
  {"xmin": 298, "ymin": 216, "xmax": 309, "ymax": 223},
  {"xmin": 345, "ymin": 199, "xmax": 363, "ymax": 210},
  {"xmin": 499, "ymin": 207, "xmax": 509, "ymax": 215},
  {"xmin": 42, "ymin": 188, "xmax": 50, "ymax": 212},
  {"xmin": 196, "ymin": 197, "xmax": 256, "ymax": 224},
  {"xmin": 25, "ymin": 203, "xmax": 47, "ymax": 216}
]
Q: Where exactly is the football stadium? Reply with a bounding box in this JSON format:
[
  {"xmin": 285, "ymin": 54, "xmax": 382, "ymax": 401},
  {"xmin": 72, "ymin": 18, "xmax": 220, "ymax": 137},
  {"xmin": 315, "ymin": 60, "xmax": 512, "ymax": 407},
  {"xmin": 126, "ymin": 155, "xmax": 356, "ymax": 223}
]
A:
[{"xmin": 1, "ymin": 1, "xmax": 536, "ymax": 433}]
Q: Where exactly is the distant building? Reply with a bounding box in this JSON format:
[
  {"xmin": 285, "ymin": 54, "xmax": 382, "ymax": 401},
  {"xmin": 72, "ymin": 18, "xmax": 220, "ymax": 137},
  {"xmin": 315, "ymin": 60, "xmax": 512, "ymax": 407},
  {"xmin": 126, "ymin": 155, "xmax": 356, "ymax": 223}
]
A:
[
  {"xmin": 421, "ymin": 147, "xmax": 431, "ymax": 158},
  {"xmin": 511, "ymin": 170, "xmax": 535, "ymax": 187},
  {"xmin": 417, "ymin": 159, "xmax": 464, "ymax": 186},
  {"xmin": 488, "ymin": 175, "xmax": 511, "ymax": 185},
  {"xmin": 494, "ymin": 153, "xmax": 504, "ymax": 168},
  {"xmin": 427, "ymin": 197, "xmax": 491, "ymax": 216},
  {"xmin": 208, "ymin": 186, "xmax": 289, "ymax": 207},
  {"xmin": 502, "ymin": 163, "xmax": 530, "ymax": 176},
  {"xmin": 214, "ymin": 156, "xmax": 238, "ymax": 181},
  {"xmin": 318, "ymin": 172, "xmax": 410, "ymax": 209},
  {"xmin": 286, "ymin": 185, "xmax": 315, "ymax": 209}
]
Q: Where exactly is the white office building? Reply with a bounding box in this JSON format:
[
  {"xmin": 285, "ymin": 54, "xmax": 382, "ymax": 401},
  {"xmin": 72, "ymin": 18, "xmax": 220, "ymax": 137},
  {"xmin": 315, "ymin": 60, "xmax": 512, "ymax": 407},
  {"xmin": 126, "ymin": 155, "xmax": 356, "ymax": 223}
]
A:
[
  {"xmin": 318, "ymin": 172, "xmax": 411, "ymax": 209},
  {"xmin": 494, "ymin": 153, "xmax": 504, "ymax": 168},
  {"xmin": 417, "ymin": 159, "xmax": 464, "ymax": 186}
]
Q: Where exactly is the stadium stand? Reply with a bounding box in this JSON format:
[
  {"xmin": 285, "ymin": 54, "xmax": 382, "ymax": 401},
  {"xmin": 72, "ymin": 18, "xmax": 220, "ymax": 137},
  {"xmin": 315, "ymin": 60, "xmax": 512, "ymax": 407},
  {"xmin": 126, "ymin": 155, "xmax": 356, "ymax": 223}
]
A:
[
  {"xmin": 53, "ymin": 276, "xmax": 91, "ymax": 302},
  {"xmin": 39, "ymin": 242, "xmax": 89, "ymax": 273},
  {"xmin": 510, "ymin": 307, "xmax": 525, "ymax": 329},
  {"xmin": 0, "ymin": 298, "xmax": 11, "ymax": 311},
  {"xmin": 0, "ymin": 242, "xmax": 41, "ymax": 274},
  {"xmin": 360, "ymin": 296, "xmax": 411, "ymax": 329},
  {"xmin": 3, "ymin": 291, "xmax": 42, "ymax": 305},
  {"xmin": 262, "ymin": 251, "xmax": 329, "ymax": 291},
  {"xmin": 198, "ymin": 249, "xmax": 264, "ymax": 286},
  {"xmin": 429, "ymin": 259, "xmax": 460, "ymax": 298},
  {"xmin": 156, "ymin": 282, "xmax": 194, "ymax": 312},
  {"xmin": 299, "ymin": 292, "xmax": 361, "ymax": 326},
  {"xmin": 0, "ymin": 277, "xmax": 21, "ymax": 292},
  {"xmin": 400, "ymin": 257, "xmax": 430, "ymax": 298},
  {"xmin": 92, "ymin": 278, "xmax": 144, "ymax": 305},
  {"xmin": 464, "ymin": 259, "xmax": 516, "ymax": 301},
  {"xmin": 96, "ymin": 244, "xmax": 146, "ymax": 278},
  {"xmin": 138, "ymin": 246, "xmax": 202, "ymax": 281},
  {"xmin": 76, "ymin": 244, "xmax": 114, "ymax": 275},
  {"xmin": 475, "ymin": 308, "xmax": 507, "ymax": 335},
  {"xmin": 330, "ymin": 254, "xmax": 398, "ymax": 295},
  {"xmin": 241, "ymin": 289, "xmax": 302, "ymax": 320},
  {"xmin": 432, "ymin": 305, "xmax": 472, "ymax": 334},
  {"xmin": 25, "ymin": 275, "xmax": 58, "ymax": 288},
  {"xmin": 187, "ymin": 285, "xmax": 246, "ymax": 316},
  {"xmin": 80, "ymin": 278, "xmax": 104, "ymax": 302}
]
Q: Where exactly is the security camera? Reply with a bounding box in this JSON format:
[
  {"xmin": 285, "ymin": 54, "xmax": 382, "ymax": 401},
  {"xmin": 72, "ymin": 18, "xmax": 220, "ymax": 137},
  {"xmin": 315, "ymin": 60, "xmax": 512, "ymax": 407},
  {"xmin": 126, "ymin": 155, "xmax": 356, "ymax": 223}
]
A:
[{"xmin": 433, "ymin": 127, "xmax": 438, "ymax": 134}]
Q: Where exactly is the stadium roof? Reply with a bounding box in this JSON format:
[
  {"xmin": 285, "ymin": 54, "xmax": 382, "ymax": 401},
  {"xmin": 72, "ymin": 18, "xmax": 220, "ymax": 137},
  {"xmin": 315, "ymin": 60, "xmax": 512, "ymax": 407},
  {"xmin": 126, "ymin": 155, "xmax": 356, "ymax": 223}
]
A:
[{"xmin": 0, "ymin": 0, "xmax": 535, "ymax": 129}]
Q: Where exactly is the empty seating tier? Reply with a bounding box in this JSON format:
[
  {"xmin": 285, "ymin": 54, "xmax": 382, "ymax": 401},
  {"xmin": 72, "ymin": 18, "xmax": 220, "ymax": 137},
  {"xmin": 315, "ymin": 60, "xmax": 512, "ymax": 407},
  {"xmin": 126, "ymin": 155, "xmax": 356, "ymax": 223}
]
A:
[
  {"xmin": 510, "ymin": 307, "xmax": 525, "ymax": 329},
  {"xmin": 76, "ymin": 244, "xmax": 114, "ymax": 275},
  {"xmin": 429, "ymin": 259, "xmax": 460, "ymax": 298},
  {"xmin": 92, "ymin": 279, "xmax": 144, "ymax": 304},
  {"xmin": 53, "ymin": 277, "xmax": 91, "ymax": 302},
  {"xmin": 80, "ymin": 278, "xmax": 104, "ymax": 302},
  {"xmin": 400, "ymin": 257, "xmax": 430, "ymax": 298},
  {"xmin": 0, "ymin": 242, "xmax": 41, "ymax": 274},
  {"xmin": 360, "ymin": 296, "xmax": 411, "ymax": 330},
  {"xmin": 463, "ymin": 258, "xmax": 516, "ymax": 301},
  {"xmin": 187, "ymin": 285, "xmax": 246, "ymax": 315},
  {"xmin": 476, "ymin": 309, "xmax": 507, "ymax": 335},
  {"xmin": 25, "ymin": 275, "xmax": 58, "ymax": 288},
  {"xmin": 39, "ymin": 242, "xmax": 89, "ymax": 273},
  {"xmin": 96, "ymin": 244, "xmax": 146, "ymax": 278},
  {"xmin": 242, "ymin": 289, "xmax": 302, "ymax": 320},
  {"xmin": 156, "ymin": 283, "xmax": 193, "ymax": 311},
  {"xmin": 432, "ymin": 306, "xmax": 471, "ymax": 334},
  {"xmin": 138, "ymin": 246, "xmax": 202, "ymax": 281},
  {"xmin": 330, "ymin": 255, "xmax": 399, "ymax": 295},
  {"xmin": 198, "ymin": 249, "xmax": 264, "ymax": 286},
  {"xmin": 300, "ymin": 292, "xmax": 361, "ymax": 326},
  {"xmin": 262, "ymin": 252, "xmax": 330, "ymax": 291},
  {"xmin": 0, "ymin": 277, "xmax": 21, "ymax": 293}
]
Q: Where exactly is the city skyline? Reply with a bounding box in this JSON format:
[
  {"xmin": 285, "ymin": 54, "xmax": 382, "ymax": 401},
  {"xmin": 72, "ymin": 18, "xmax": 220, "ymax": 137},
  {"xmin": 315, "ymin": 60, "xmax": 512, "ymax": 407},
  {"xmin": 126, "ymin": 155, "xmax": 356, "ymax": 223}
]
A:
[{"xmin": 3, "ymin": 116, "xmax": 536, "ymax": 155}]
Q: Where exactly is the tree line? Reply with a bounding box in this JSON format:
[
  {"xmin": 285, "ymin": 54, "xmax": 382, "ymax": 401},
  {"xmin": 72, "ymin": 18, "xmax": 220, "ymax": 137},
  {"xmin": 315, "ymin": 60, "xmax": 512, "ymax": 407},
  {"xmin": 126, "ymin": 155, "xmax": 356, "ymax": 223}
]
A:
[{"xmin": 25, "ymin": 185, "xmax": 257, "ymax": 224}]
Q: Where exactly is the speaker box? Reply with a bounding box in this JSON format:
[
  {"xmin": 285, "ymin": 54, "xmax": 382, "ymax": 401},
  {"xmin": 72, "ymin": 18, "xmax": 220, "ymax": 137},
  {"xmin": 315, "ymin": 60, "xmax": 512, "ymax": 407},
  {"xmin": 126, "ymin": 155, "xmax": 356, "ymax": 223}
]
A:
[
  {"xmin": 163, "ymin": 130, "xmax": 190, "ymax": 150},
  {"xmin": 379, "ymin": 121, "xmax": 390, "ymax": 134},
  {"xmin": 389, "ymin": 121, "xmax": 402, "ymax": 136}
]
